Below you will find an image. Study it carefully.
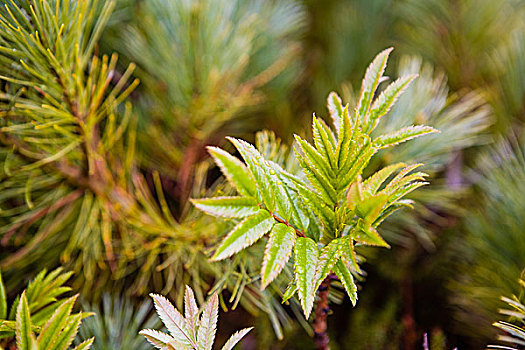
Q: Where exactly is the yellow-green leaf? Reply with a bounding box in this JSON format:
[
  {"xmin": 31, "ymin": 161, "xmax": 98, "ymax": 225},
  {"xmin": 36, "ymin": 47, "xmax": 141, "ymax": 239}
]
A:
[
  {"xmin": 282, "ymin": 279, "xmax": 299, "ymax": 304},
  {"xmin": 294, "ymin": 237, "xmax": 319, "ymax": 318},
  {"xmin": 313, "ymin": 239, "xmax": 342, "ymax": 291},
  {"xmin": 335, "ymin": 105, "xmax": 357, "ymax": 168},
  {"xmin": 0, "ymin": 269, "xmax": 6, "ymax": 319},
  {"xmin": 363, "ymin": 163, "xmax": 406, "ymax": 197},
  {"xmin": 208, "ymin": 146, "xmax": 256, "ymax": 197},
  {"xmin": 374, "ymin": 125, "xmax": 439, "ymax": 149},
  {"xmin": 312, "ymin": 117, "xmax": 336, "ymax": 169},
  {"xmin": 365, "ymin": 74, "xmax": 418, "ymax": 133},
  {"xmin": 228, "ymin": 137, "xmax": 292, "ymax": 221},
  {"xmin": 333, "ymin": 260, "xmax": 358, "ymax": 306},
  {"xmin": 355, "ymin": 194, "xmax": 389, "ymax": 224},
  {"xmin": 356, "ymin": 47, "xmax": 393, "ymax": 123},
  {"xmin": 327, "ymin": 92, "xmax": 344, "ymax": 133},
  {"xmin": 52, "ymin": 313, "xmax": 82, "ymax": 350},
  {"xmin": 353, "ymin": 221, "xmax": 390, "ymax": 248},
  {"xmin": 72, "ymin": 338, "xmax": 94, "ymax": 350},
  {"xmin": 341, "ymin": 236, "xmax": 361, "ymax": 273},
  {"xmin": 16, "ymin": 292, "xmax": 34, "ymax": 350},
  {"xmin": 37, "ymin": 295, "xmax": 77, "ymax": 350},
  {"xmin": 261, "ymin": 224, "xmax": 296, "ymax": 290},
  {"xmin": 191, "ymin": 197, "xmax": 260, "ymax": 218},
  {"xmin": 211, "ymin": 210, "xmax": 275, "ymax": 261}
]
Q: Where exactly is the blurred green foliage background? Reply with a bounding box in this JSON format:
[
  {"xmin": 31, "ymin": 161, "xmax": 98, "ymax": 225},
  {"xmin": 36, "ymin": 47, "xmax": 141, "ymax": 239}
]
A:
[{"xmin": 1, "ymin": 0, "xmax": 524, "ymax": 349}]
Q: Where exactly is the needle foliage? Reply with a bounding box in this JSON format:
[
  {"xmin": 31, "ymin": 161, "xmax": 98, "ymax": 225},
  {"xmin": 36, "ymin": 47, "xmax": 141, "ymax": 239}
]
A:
[
  {"xmin": 0, "ymin": 0, "xmax": 310, "ymax": 340},
  {"xmin": 488, "ymin": 275, "xmax": 525, "ymax": 349},
  {"xmin": 452, "ymin": 137, "xmax": 525, "ymax": 340}
]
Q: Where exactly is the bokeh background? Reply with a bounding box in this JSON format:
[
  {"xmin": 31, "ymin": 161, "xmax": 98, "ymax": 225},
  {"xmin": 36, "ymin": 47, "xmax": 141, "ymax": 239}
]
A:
[{"xmin": 1, "ymin": 0, "xmax": 525, "ymax": 349}]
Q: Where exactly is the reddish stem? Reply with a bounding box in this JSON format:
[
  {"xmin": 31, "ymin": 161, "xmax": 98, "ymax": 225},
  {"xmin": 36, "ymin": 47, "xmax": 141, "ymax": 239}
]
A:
[
  {"xmin": 313, "ymin": 275, "xmax": 332, "ymax": 350},
  {"xmin": 265, "ymin": 209, "xmax": 306, "ymax": 237}
]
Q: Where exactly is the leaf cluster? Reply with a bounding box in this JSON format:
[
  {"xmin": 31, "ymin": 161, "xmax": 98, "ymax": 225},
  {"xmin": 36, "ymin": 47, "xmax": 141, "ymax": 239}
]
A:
[
  {"xmin": 0, "ymin": 268, "xmax": 92, "ymax": 350},
  {"xmin": 328, "ymin": 56, "xmax": 491, "ymax": 349},
  {"xmin": 194, "ymin": 48, "xmax": 438, "ymax": 318},
  {"xmin": 140, "ymin": 286, "xmax": 252, "ymax": 350},
  {"xmin": 364, "ymin": 55, "xmax": 491, "ymax": 249}
]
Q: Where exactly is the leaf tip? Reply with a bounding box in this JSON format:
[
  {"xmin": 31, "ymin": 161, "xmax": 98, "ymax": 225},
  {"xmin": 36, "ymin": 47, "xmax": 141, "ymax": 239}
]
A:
[
  {"xmin": 350, "ymin": 294, "xmax": 358, "ymax": 307},
  {"xmin": 209, "ymin": 252, "xmax": 224, "ymax": 262},
  {"xmin": 382, "ymin": 46, "xmax": 394, "ymax": 55}
]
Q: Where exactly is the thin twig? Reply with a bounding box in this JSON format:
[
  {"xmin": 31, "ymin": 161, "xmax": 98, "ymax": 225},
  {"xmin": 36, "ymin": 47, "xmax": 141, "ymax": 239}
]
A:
[{"xmin": 268, "ymin": 211, "xmax": 306, "ymax": 237}]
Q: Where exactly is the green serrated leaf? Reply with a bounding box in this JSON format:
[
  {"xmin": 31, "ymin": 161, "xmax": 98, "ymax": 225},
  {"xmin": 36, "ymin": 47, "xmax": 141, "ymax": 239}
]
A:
[
  {"xmin": 340, "ymin": 236, "xmax": 361, "ymax": 273},
  {"xmin": 333, "ymin": 260, "xmax": 358, "ymax": 306},
  {"xmin": 374, "ymin": 125, "xmax": 439, "ymax": 149},
  {"xmin": 388, "ymin": 181, "xmax": 429, "ymax": 205},
  {"xmin": 24, "ymin": 268, "xmax": 73, "ymax": 314},
  {"xmin": 294, "ymin": 135, "xmax": 334, "ymax": 178},
  {"xmin": 228, "ymin": 137, "xmax": 292, "ymax": 221},
  {"xmin": 0, "ymin": 270, "xmax": 6, "ymax": 319},
  {"xmin": 261, "ymin": 223, "xmax": 296, "ymax": 289},
  {"xmin": 356, "ymin": 47, "xmax": 393, "ymax": 123},
  {"xmin": 282, "ymin": 279, "xmax": 299, "ymax": 304},
  {"xmin": 267, "ymin": 161, "xmax": 311, "ymax": 233},
  {"xmin": 52, "ymin": 313, "xmax": 82, "ymax": 350},
  {"xmin": 0, "ymin": 319, "xmax": 17, "ymax": 333},
  {"xmin": 327, "ymin": 92, "xmax": 344, "ymax": 133},
  {"xmin": 383, "ymin": 168, "xmax": 428, "ymax": 197},
  {"xmin": 296, "ymin": 151, "xmax": 337, "ymax": 205},
  {"xmin": 281, "ymin": 173, "xmax": 335, "ymax": 231},
  {"xmin": 197, "ymin": 293, "xmax": 218, "ymax": 350},
  {"xmin": 365, "ymin": 74, "xmax": 417, "ymax": 133},
  {"xmin": 312, "ymin": 117, "xmax": 337, "ymax": 169},
  {"xmin": 16, "ymin": 292, "xmax": 33, "ymax": 350},
  {"xmin": 8, "ymin": 295, "xmax": 20, "ymax": 321},
  {"xmin": 220, "ymin": 328, "xmax": 253, "ymax": 350},
  {"xmin": 191, "ymin": 197, "xmax": 260, "ymax": 218},
  {"xmin": 363, "ymin": 163, "xmax": 406, "ymax": 196},
  {"xmin": 37, "ymin": 295, "xmax": 77, "ymax": 350},
  {"xmin": 386, "ymin": 164, "xmax": 422, "ymax": 186},
  {"xmin": 347, "ymin": 176, "xmax": 364, "ymax": 211},
  {"xmin": 335, "ymin": 105, "xmax": 355, "ymax": 168},
  {"xmin": 31, "ymin": 299, "xmax": 69, "ymax": 327},
  {"xmin": 355, "ymin": 194, "xmax": 389, "ymax": 224},
  {"xmin": 353, "ymin": 221, "xmax": 390, "ymax": 248},
  {"xmin": 208, "ymin": 146, "xmax": 256, "ymax": 197},
  {"xmin": 211, "ymin": 209, "xmax": 275, "ymax": 261},
  {"xmin": 72, "ymin": 337, "xmax": 94, "ymax": 350},
  {"xmin": 313, "ymin": 239, "xmax": 342, "ymax": 291},
  {"xmin": 338, "ymin": 140, "xmax": 377, "ymax": 192},
  {"xmin": 294, "ymin": 237, "xmax": 319, "ymax": 318},
  {"xmin": 373, "ymin": 200, "xmax": 414, "ymax": 226}
]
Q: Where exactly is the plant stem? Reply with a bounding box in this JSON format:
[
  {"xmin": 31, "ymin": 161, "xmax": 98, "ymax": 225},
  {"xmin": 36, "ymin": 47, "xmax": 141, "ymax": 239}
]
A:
[
  {"xmin": 313, "ymin": 275, "xmax": 332, "ymax": 350},
  {"xmin": 401, "ymin": 249, "xmax": 417, "ymax": 350}
]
